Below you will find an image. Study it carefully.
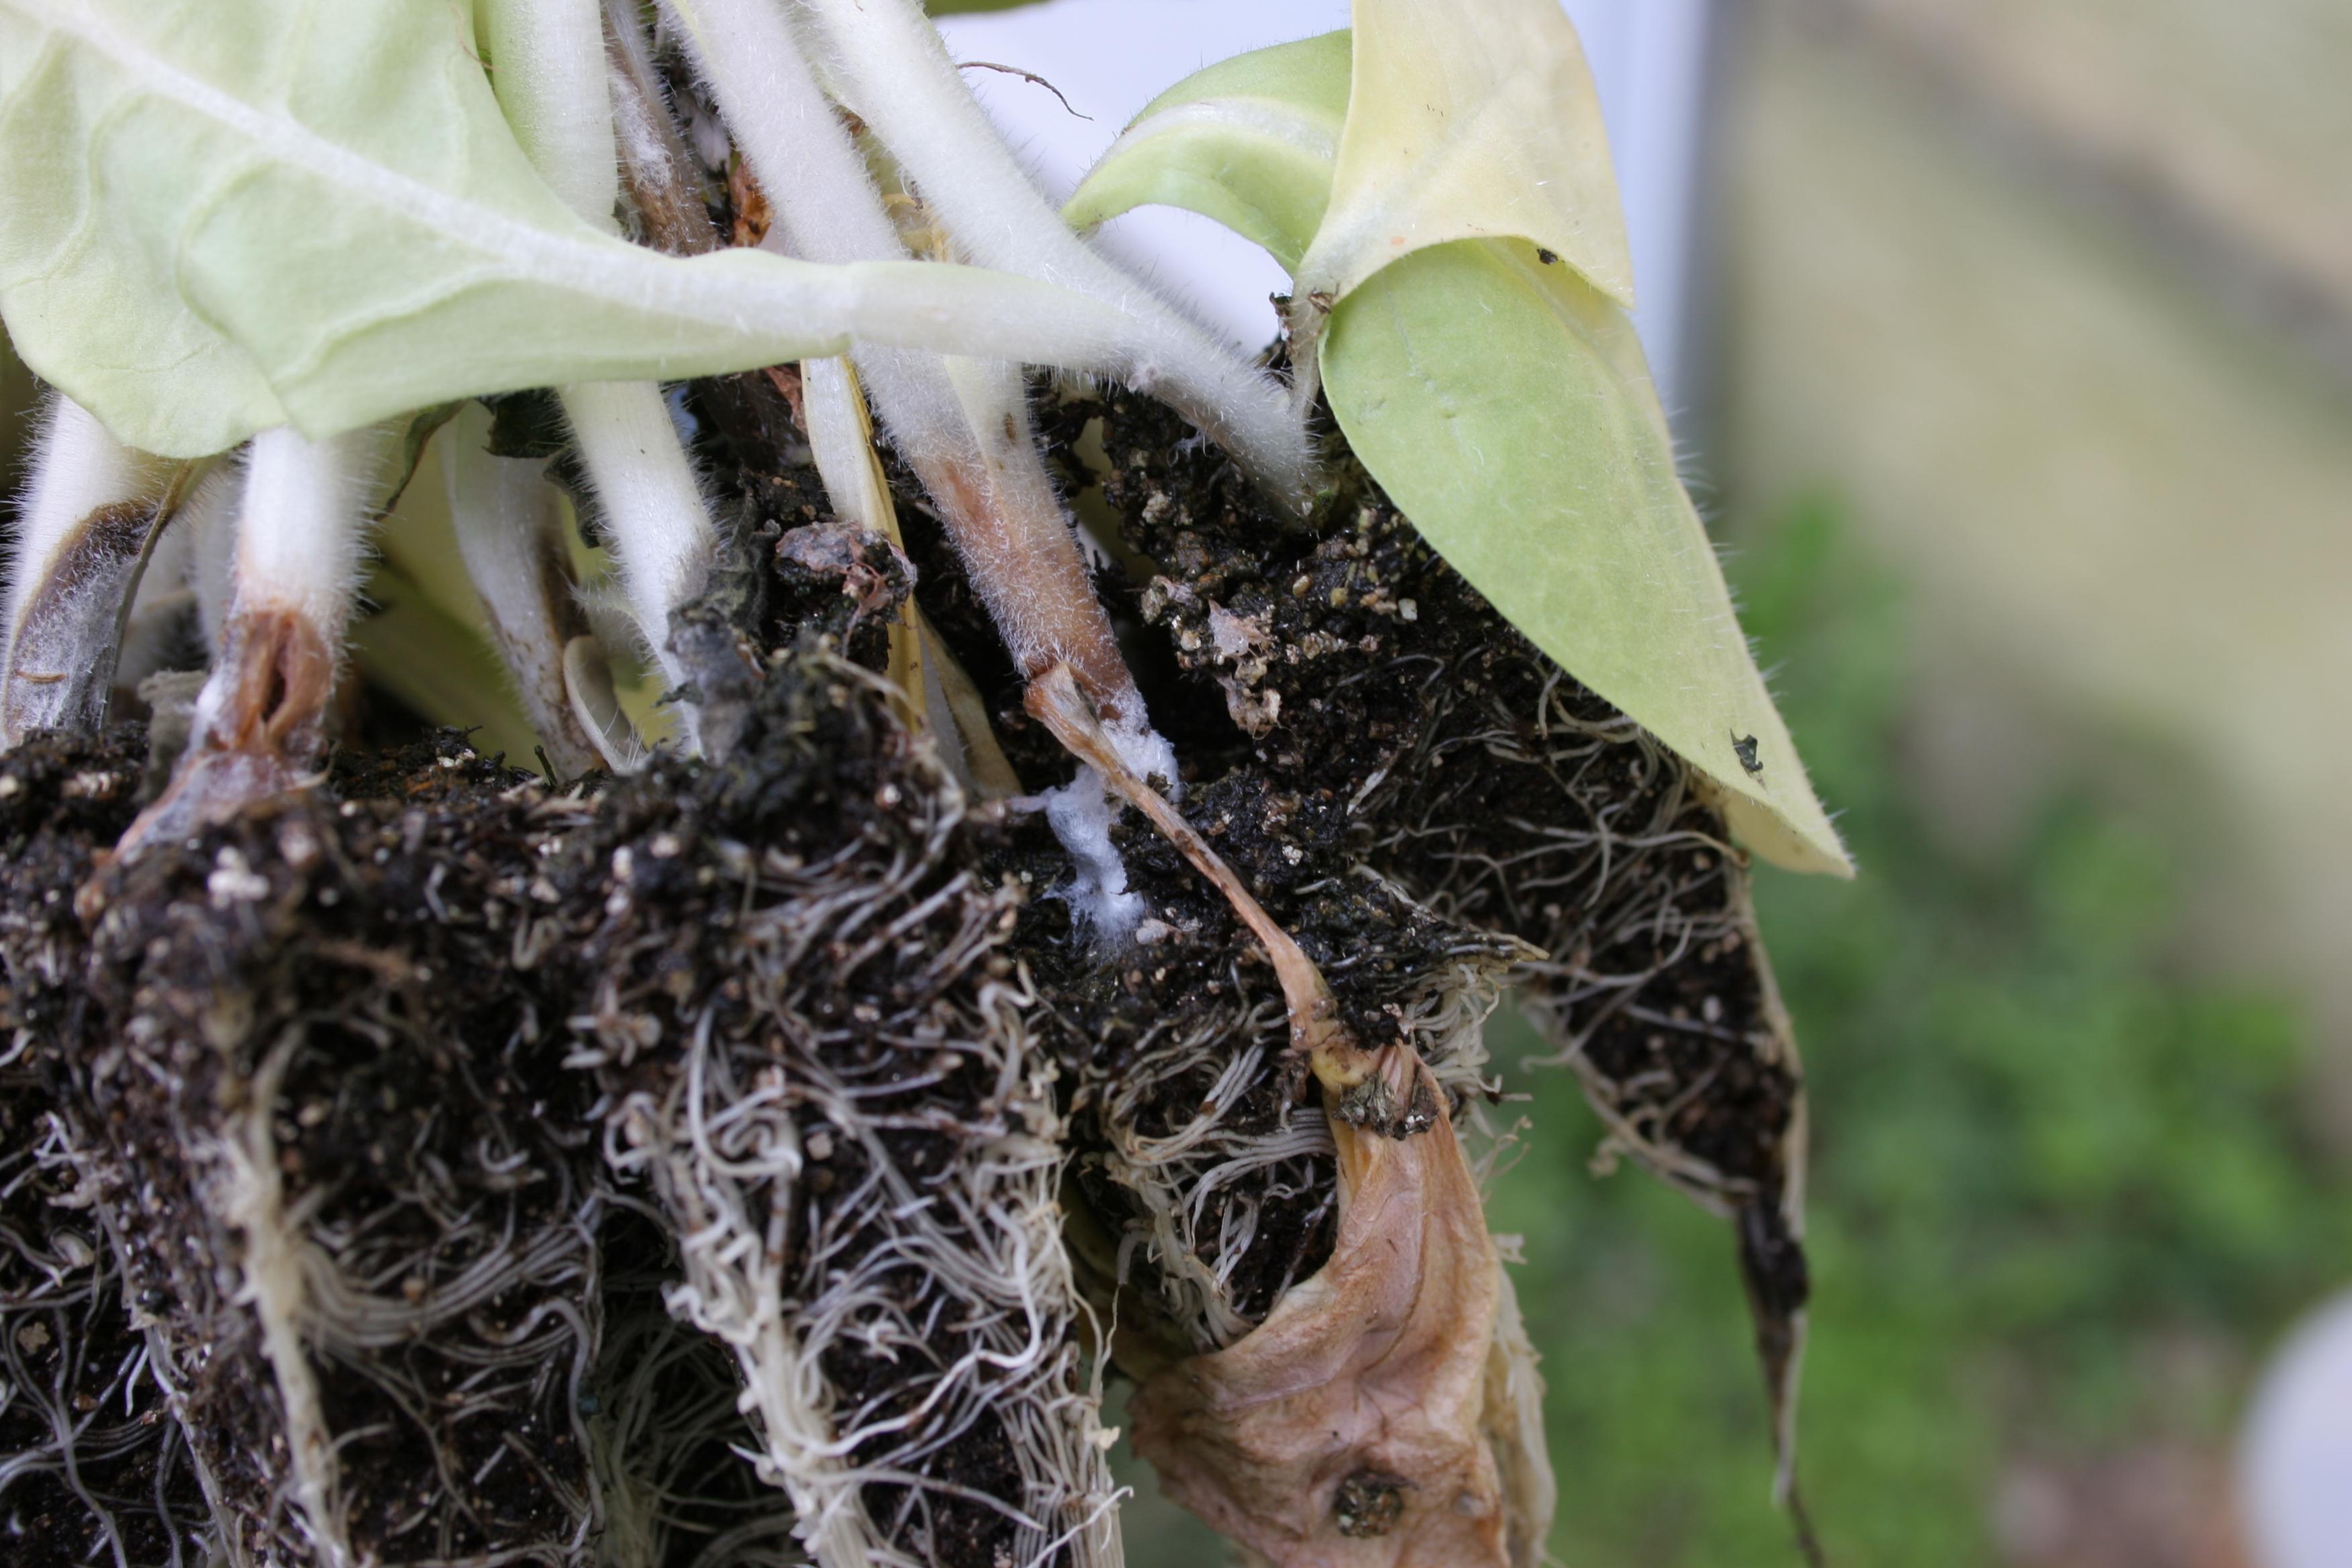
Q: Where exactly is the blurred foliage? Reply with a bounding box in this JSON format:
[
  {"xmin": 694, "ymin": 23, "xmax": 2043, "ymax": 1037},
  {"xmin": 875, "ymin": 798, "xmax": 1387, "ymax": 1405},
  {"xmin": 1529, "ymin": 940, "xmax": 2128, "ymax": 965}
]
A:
[{"xmin": 1482, "ymin": 497, "xmax": 2352, "ymax": 1566}]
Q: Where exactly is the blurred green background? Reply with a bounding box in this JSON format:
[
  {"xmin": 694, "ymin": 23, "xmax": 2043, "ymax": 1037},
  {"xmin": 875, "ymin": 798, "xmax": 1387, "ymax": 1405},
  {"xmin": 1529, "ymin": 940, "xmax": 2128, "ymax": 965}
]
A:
[{"xmin": 1482, "ymin": 501, "xmax": 2350, "ymax": 1568}]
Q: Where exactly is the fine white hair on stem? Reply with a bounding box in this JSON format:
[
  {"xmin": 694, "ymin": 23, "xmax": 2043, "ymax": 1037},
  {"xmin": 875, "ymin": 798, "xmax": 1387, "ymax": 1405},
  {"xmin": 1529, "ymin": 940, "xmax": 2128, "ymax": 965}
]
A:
[
  {"xmin": 4, "ymin": 395, "xmax": 148, "ymax": 663},
  {"xmin": 112, "ymin": 488, "xmax": 197, "ymax": 698},
  {"xmin": 228, "ymin": 426, "xmax": 377, "ymax": 633},
  {"xmin": 603, "ymin": 0, "xmax": 720, "ymax": 258},
  {"xmin": 484, "ymin": 0, "xmax": 719, "ymax": 721},
  {"xmin": 666, "ymin": 0, "xmax": 1177, "ymax": 940},
  {"xmin": 479, "ymin": 0, "xmax": 621, "ymax": 227},
  {"xmin": 558, "ymin": 381, "xmax": 718, "ymax": 698},
  {"xmin": 796, "ymin": 0, "xmax": 1314, "ymax": 506},
  {"xmin": 1, "ymin": 394, "xmax": 168, "ymax": 745},
  {"xmin": 116, "ymin": 425, "xmax": 387, "ymax": 853},
  {"xmin": 442, "ymin": 403, "xmax": 611, "ymax": 778},
  {"xmin": 665, "ymin": 0, "xmax": 1149, "ymax": 726},
  {"xmin": 185, "ymin": 463, "xmax": 238, "ymax": 655}
]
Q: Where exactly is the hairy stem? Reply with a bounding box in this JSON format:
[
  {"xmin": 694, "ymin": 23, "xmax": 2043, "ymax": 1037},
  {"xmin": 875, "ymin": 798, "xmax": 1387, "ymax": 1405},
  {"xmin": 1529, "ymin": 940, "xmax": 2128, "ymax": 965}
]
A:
[
  {"xmin": 442, "ymin": 403, "xmax": 612, "ymax": 777},
  {"xmin": 799, "ymin": 0, "xmax": 1314, "ymax": 507},
  {"xmin": 486, "ymin": 0, "xmax": 718, "ymax": 730},
  {"xmin": 119, "ymin": 426, "xmax": 382, "ymax": 854},
  {"xmin": 1, "ymin": 395, "xmax": 171, "ymax": 745},
  {"xmin": 666, "ymin": 0, "xmax": 1144, "ymax": 724},
  {"xmin": 603, "ymin": 0, "xmax": 719, "ymax": 258}
]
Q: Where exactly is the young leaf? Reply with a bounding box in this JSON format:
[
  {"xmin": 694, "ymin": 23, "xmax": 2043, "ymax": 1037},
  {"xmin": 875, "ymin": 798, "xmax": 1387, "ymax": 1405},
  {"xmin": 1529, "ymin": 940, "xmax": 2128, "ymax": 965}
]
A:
[
  {"xmin": 0, "ymin": 0, "xmax": 1132, "ymax": 458},
  {"xmin": 1064, "ymin": 32, "xmax": 1350, "ymax": 275},
  {"xmin": 1322, "ymin": 240, "xmax": 1849, "ymax": 875},
  {"xmin": 1298, "ymin": 0, "xmax": 1633, "ymax": 309}
]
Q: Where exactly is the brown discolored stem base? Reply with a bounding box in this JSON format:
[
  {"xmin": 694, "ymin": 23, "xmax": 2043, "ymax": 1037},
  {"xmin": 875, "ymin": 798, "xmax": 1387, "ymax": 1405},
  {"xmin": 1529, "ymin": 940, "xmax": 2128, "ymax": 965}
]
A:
[{"xmin": 115, "ymin": 605, "xmax": 336, "ymax": 856}]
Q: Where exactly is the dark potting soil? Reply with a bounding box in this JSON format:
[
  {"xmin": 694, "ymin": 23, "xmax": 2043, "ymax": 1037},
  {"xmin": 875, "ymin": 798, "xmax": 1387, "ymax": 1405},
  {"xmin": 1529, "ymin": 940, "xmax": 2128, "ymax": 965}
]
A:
[
  {"xmin": 1029, "ymin": 384, "xmax": 1810, "ymax": 1359},
  {"xmin": 0, "ymin": 727, "xmax": 211, "ymax": 1568},
  {"xmin": 3, "ymin": 336, "xmax": 1814, "ymax": 1564},
  {"xmin": 59, "ymin": 734, "xmax": 605, "ymax": 1567}
]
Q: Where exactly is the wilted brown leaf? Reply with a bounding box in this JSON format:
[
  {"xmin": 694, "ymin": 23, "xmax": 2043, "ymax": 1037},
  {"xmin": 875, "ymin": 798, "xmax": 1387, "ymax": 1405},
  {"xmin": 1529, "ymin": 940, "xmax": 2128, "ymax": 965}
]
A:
[{"xmin": 1132, "ymin": 1044, "xmax": 1510, "ymax": 1567}]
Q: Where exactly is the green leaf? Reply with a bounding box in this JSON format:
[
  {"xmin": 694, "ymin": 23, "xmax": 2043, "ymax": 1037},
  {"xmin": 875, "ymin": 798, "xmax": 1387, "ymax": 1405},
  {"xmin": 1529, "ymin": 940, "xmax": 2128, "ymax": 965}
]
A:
[
  {"xmin": 1064, "ymin": 32, "xmax": 1351, "ymax": 275},
  {"xmin": 0, "ymin": 0, "xmax": 1133, "ymax": 458},
  {"xmin": 1324, "ymin": 239, "xmax": 1850, "ymax": 875},
  {"xmin": 1300, "ymin": 0, "xmax": 1634, "ymax": 308}
]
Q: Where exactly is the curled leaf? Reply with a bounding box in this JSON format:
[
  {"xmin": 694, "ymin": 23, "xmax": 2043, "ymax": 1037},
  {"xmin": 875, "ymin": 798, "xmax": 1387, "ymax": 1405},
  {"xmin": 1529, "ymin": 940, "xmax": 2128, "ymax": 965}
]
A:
[
  {"xmin": 1324, "ymin": 240, "xmax": 1849, "ymax": 874},
  {"xmin": 1297, "ymin": 0, "xmax": 1633, "ymax": 307},
  {"xmin": 1061, "ymin": 18, "xmax": 1847, "ymax": 872},
  {"xmin": 1065, "ymin": 32, "xmax": 1350, "ymax": 273}
]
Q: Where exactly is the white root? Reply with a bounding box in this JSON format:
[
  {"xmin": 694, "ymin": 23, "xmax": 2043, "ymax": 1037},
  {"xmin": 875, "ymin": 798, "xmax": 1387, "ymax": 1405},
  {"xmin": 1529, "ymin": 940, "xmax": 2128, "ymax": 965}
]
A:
[
  {"xmin": 575, "ymin": 692, "xmax": 1121, "ymax": 1568},
  {"xmin": 217, "ymin": 1041, "xmax": 351, "ymax": 1567},
  {"xmin": 797, "ymin": 0, "xmax": 1314, "ymax": 507}
]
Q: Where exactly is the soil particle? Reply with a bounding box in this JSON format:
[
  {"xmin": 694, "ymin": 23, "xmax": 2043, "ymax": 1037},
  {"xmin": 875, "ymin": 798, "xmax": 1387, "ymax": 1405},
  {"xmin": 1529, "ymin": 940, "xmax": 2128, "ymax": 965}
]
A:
[{"xmin": 1, "ymin": 728, "xmax": 211, "ymax": 1567}]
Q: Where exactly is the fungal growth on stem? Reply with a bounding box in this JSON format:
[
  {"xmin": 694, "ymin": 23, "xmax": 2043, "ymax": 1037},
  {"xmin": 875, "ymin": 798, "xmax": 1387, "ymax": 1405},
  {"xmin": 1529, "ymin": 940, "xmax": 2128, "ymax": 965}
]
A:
[{"xmin": 0, "ymin": 1, "xmax": 1852, "ymax": 1565}]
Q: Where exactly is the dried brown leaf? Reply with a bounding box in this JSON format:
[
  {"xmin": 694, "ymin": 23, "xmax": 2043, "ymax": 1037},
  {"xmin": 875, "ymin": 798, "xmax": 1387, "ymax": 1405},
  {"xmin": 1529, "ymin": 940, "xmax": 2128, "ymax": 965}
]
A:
[{"xmin": 1132, "ymin": 1044, "xmax": 1509, "ymax": 1567}]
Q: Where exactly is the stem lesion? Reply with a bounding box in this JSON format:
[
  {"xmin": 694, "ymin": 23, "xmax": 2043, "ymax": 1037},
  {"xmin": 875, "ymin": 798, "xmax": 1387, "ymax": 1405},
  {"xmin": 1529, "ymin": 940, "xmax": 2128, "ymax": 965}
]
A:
[{"xmin": 119, "ymin": 426, "xmax": 381, "ymax": 854}]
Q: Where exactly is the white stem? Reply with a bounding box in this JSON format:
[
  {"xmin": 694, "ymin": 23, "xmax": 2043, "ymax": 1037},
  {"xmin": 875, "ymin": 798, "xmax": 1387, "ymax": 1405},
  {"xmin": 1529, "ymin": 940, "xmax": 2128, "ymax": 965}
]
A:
[
  {"xmin": 0, "ymin": 399, "xmax": 170, "ymax": 742},
  {"xmin": 797, "ymin": 0, "xmax": 1313, "ymax": 505},
  {"xmin": 664, "ymin": 0, "xmax": 1145, "ymax": 722},
  {"xmin": 656, "ymin": 0, "xmax": 922, "ymax": 526},
  {"xmin": 487, "ymin": 0, "xmax": 718, "ymax": 721},
  {"xmin": 443, "ymin": 403, "xmax": 611, "ymax": 777},
  {"xmin": 603, "ymin": 0, "xmax": 720, "ymax": 256},
  {"xmin": 115, "ymin": 424, "xmax": 383, "ymax": 853},
  {"xmin": 799, "ymin": 358, "xmax": 896, "ymax": 539},
  {"xmin": 3, "ymin": 395, "xmax": 159, "ymax": 679},
  {"xmin": 480, "ymin": 0, "xmax": 622, "ymax": 224},
  {"xmin": 558, "ymin": 380, "xmax": 715, "ymax": 692},
  {"xmin": 228, "ymin": 426, "xmax": 376, "ymax": 636},
  {"xmin": 188, "ymin": 463, "xmax": 238, "ymax": 654}
]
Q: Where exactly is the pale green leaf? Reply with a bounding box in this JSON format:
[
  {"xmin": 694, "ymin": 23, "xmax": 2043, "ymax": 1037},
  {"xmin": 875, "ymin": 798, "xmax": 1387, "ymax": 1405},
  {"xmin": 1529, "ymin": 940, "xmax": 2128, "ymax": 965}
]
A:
[
  {"xmin": 1297, "ymin": 0, "xmax": 1633, "ymax": 309},
  {"xmin": 1064, "ymin": 32, "xmax": 1351, "ymax": 274},
  {"xmin": 0, "ymin": 0, "xmax": 1132, "ymax": 458},
  {"xmin": 1323, "ymin": 239, "xmax": 1850, "ymax": 875}
]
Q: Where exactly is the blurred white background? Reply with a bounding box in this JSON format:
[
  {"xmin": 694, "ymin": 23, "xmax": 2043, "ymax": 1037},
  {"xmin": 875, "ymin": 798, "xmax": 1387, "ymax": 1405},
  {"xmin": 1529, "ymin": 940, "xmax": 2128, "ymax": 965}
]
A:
[{"xmin": 938, "ymin": 0, "xmax": 1716, "ymax": 405}]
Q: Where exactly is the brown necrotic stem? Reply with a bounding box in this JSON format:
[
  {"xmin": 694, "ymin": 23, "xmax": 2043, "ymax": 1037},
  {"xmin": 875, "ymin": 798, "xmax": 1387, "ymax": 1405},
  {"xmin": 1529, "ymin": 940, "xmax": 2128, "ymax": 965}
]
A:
[
  {"xmin": 1026, "ymin": 663, "xmax": 1369, "ymax": 1087},
  {"xmin": 118, "ymin": 427, "xmax": 380, "ymax": 856},
  {"xmin": 661, "ymin": 0, "xmax": 1148, "ymax": 732}
]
